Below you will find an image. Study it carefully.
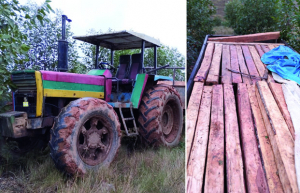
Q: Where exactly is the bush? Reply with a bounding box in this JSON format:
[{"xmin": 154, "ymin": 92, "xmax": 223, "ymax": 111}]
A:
[
  {"xmin": 225, "ymin": 0, "xmax": 278, "ymax": 34},
  {"xmin": 187, "ymin": 0, "xmax": 215, "ymax": 78}
]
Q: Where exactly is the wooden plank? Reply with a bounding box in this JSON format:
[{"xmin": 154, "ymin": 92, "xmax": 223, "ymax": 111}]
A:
[
  {"xmin": 221, "ymin": 44, "xmax": 232, "ymax": 84},
  {"xmin": 204, "ymin": 85, "xmax": 224, "ymax": 192},
  {"xmin": 237, "ymin": 83, "xmax": 269, "ymax": 192},
  {"xmin": 207, "ymin": 41, "xmax": 284, "ymax": 46},
  {"xmin": 223, "ymin": 84, "xmax": 245, "ymax": 192},
  {"xmin": 236, "ymin": 45, "xmax": 251, "ymax": 84},
  {"xmin": 267, "ymin": 73, "xmax": 275, "ymax": 83},
  {"xmin": 187, "ymin": 86, "xmax": 213, "ymax": 193},
  {"xmin": 186, "ymin": 82, "xmax": 204, "ymax": 162},
  {"xmin": 242, "ymin": 45, "xmax": 261, "ymax": 83},
  {"xmin": 206, "ymin": 44, "xmax": 222, "ymax": 85},
  {"xmin": 256, "ymin": 81, "xmax": 298, "ymax": 193},
  {"xmin": 249, "ymin": 46, "xmax": 267, "ymax": 77},
  {"xmin": 269, "ymin": 82, "xmax": 295, "ymax": 140},
  {"xmin": 255, "ymin": 44, "xmax": 265, "ymax": 57},
  {"xmin": 261, "ymin": 45, "xmax": 270, "ymax": 53},
  {"xmin": 268, "ymin": 45, "xmax": 276, "ymax": 50},
  {"xmin": 208, "ymin": 31, "xmax": 280, "ymax": 42},
  {"xmin": 230, "ymin": 45, "xmax": 242, "ymax": 84},
  {"xmin": 194, "ymin": 43, "xmax": 215, "ymax": 82},
  {"xmin": 247, "ymin": 84, "xmax": 284, "ymax": 193}
]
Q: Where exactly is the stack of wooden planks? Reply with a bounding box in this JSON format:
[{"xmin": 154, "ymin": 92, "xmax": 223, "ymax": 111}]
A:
[{"xmin": 187, "ymin": 32, "xmax": 298, "ymax": 192}]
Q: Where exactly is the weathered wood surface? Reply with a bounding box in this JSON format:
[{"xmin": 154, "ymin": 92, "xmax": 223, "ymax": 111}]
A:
[
  {"xmin": 207, "ymin": 41, "xmax": 284, "ymax": 46},
  {"xmin": 242, "ymin": 45, "xmax": 261, "ymax": 83},
  {"xmin": 230, "ymin": 45, "xmax": 242, "ymax": 84},
  {"xmin": 282, "ymin": 83, "xmax": 300, "ymax": 189},
  {"xmin": 247, "ymin": 84, "xmax": 284, "ymax": 193},
  {"xmin": 237, "ymin": 83, "xmax": 269, "ymax": 193},
  {"xmin": 249, "ymin": 46, "xmax": 267, "ymax": 77},
  {"xmin": 256, "ymin": 81, "xmax": 298, "ymax": 193},
  {"xmin": 224, "ymin": 84, "xmax": 245, "ymax": 192},
  {"xmin": 269, "ymin": 82, "xmax": 295, "ymax": 140},
  {"xmin": 261, "ymin": 45, "xmax": 270, "ymax": 53},
  {"xmin": 204, "ymin": 85, "xmax": 224, "ymax": 192},
  {"xmin": 206, "ymin": 44, "xmax": 222, "ymax": 85},
  {"xmin": 267, "ymin": 73, "xmax": 275, "ymax": 83},
  {"xmin": 255, "ymin": 44, "xmax": 265, "ymax": 57},
  {"xmin": 208, "ymin": 31, "xmax": 280, "ymax": 42},
  {"xmin": 186, "ymin": 82, "xmax": 204, "ymax": 162},
  {"xmin": 194, "ymin": 43, "xmax": 215, "ymax": 82},
  {"xmin": 236, "ymin": 45, "xmax": 252, "ymax": 84},
  {"xmin": 187, "ymin": 86, "xmax": 213, "ymax": 193},
  {"xmin": 221, "ymin": 45, "xmax": 232, "ymax": 84}
]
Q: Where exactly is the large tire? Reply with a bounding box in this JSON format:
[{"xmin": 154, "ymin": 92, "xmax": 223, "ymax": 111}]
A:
[
  {"xmin": 138, "ymin": 84, "xmax": 183, "ymax": 147},
  {"xmin": 49, "ymin": 98, "xmax": 121, "ymax": 176}
]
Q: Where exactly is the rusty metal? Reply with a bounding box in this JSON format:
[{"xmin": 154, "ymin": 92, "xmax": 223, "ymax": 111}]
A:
[
  {"xmin": 162, "ymin": 105, "xmax": 174, "ymax": 135},
  {"xmin": 0, "ymin": 111, "xmax": 28, "ymax": 138},
  {"xmin": 226, "ymin": 68, "xmax": 268, "ymax": 80},
  {"xmin": 118, "ymin": 102, "xmax": 138, "ymax": 137},
  {"xmin": 77, "ymin": 117, "xmax": 112, "ymax": 166}
]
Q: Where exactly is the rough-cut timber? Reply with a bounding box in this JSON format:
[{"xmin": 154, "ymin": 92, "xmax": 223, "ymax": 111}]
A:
[
  {"xmin": 204, "ymin": 85, "xmax": 224, "ymax": 192},
  {"xmin": 236, "ymin": 45, "xmax": 251, "ymax": 84},
  {"xmin": 223, "ymin": 84, "xmax": 245, "ymax": 192},
  {"xmin": 242, "ymin": 46, "xmax": 261, "ymax": 83},
  {"xmin": 261, "ymin": 45, "xmax": 270, "ymax": 53},
  {"xmin": 247, "ymin": 84, "xmax": 284, "ymax": 193},
  {"xmin": 255, "ymin": 44, "xmax": 265, "ymax": 57},
  {"xmin": 187, "ymin": 86, "xmax": 213, "ymax": 193},
  {"xmin": 206, "ymin": 44, "xmax": 222, "ymax": 85},
  {"xmin": 230, "ymin": 45, "xmax": 242, "ymax": 84},
  {"xmin": 194, "ymin": 43, "xmax": 214, "ymax": 82},
  {"xmin": 208, "ymin": 31, "xmax": 280, "ymax": 42},
  {"xmin": 249, "ymin": 46, "xmax": 267, "ymax": 77},
  {"xmin": 237, "ymin": 83, "xmax": 269, "ymax": 193},
  {"xmin": 256, "ymin": 81, "xmax": 298, "ymax": 193},
  {"xmin": 207, "ymin": 41, "xmax": 284, "ymax": 46},
  {"xmin": 269, "ymin": 82, "xmax": 295, "ymax": 140},
  {"xmin": 221, "ymin": 44, "xmax": 232, "ymax": 84},
  {"xmin": 186, "ymin": 82, "xmax": 204, "ymax": 162},
  {"xmin": 268, "ymin": 45, "xmax": 277, "ymax": 50}
]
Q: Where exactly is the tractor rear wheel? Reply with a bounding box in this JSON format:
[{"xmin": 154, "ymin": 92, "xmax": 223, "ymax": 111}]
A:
[
  {"xmin": 49, "ymin": 98, "xmax": 121, "ymax": 176},
  {"xmin": 138, "ymin": 84, "xmax": 183, "ymax": 147}
]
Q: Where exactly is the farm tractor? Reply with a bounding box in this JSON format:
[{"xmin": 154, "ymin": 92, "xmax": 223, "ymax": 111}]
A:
[{"xmin": 0, "ymin": 15, "xmax": 184, "ymax": 175}]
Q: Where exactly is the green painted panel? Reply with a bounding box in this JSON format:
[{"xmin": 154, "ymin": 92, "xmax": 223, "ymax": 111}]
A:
[
  {"xmin": 43, "ymin": 80, "xmax": 104, "ymax": 92},
  {"xmin": 87, "ymin": 69, "xmax": 106, "ymax": 76},
  {"xmin": 131, "ymin": 74, "xmax": 147, "ymax": 108}
]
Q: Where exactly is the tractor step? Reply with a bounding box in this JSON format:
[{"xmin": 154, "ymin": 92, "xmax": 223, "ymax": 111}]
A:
[{"xmin": 118, "ymin": 102, "xmax": 138, "ymax": 137}]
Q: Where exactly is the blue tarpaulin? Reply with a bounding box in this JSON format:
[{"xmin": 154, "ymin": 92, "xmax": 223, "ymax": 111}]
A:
[{"xmin": 261, "ymin": 45, "xmax": 300, "ymax": 84}]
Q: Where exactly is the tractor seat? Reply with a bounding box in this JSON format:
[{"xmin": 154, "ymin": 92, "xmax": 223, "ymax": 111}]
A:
[
  {"xmin": 112, "ymin": 53, "xmax": 142, "ymax": 85},
  {"xmin": 115, "ymin": 55, "xmax": 131, "ymax": 79}
]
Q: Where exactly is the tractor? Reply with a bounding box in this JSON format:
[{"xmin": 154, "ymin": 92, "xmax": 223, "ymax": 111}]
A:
[{"xmin": 0, "ymin": 15, "xmax": 184, "ymax": 176}]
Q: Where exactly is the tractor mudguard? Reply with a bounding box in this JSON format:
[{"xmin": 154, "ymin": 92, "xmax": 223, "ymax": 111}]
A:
[{"xmin": 0, "ymin": 111, "xmax": 28, "ymax": 138}]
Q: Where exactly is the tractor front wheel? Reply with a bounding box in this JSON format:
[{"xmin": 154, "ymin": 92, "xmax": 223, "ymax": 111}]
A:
[
  {"xmin": 138, "ymin": 84, "xmax": 183, "ymax": 147},
  {"xmin": 49, "ymin": 98, "xmax": 121, "ymax": 176}
]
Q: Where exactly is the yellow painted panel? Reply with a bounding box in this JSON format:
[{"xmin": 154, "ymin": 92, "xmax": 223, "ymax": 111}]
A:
[
  {"xmin": 35, "ymin": 71, "xmax": 44, "ymax": 117},
  {"xmin": 44, "ymin": 89, "xmax": 104, "ymax": 99}
]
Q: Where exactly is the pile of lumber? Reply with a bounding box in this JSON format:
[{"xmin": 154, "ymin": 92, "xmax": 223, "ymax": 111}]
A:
[{"xmin": 186, "ymin": 32, "xmax": 298, "ymax": 192}]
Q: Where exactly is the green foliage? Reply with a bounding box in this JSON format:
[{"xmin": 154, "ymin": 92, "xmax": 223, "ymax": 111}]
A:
[
  {"xmin": 0, "ymin": 0, "xmax": 53, "ymax": 113},
  {"xmin": 225, "ymin": 0, "xmax": 278, "ymax": 34},
  {"xmin": 187, "ymin": 0, "xmax": 215, "ymax": 78}
]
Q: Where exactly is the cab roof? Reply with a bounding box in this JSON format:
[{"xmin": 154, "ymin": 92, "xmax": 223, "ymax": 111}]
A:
[{"xmin": 73, "ymin": 30, "xmax": 161, "ymax": 50}]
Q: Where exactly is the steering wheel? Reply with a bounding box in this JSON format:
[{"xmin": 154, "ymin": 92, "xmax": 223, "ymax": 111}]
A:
[{"xmin": 99, "ymin": 62, "xmax": 116, "ymax": 73}]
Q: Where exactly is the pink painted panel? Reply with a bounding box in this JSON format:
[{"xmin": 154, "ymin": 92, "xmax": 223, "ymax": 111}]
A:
[
  {"xmin": 41, "ymin": 70, "xmax": 105, "ymax": 86},
  {"xmin": 103, "ymin": 70, "xmax": 112, "ymax": 102}
]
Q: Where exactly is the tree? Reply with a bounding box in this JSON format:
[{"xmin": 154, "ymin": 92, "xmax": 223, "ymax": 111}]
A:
[
  {"xmin": 225, "ymin": 0, "xmax": 278, "ymax": 35},
  {"xmin": 187, "ymin": 0, "xmax": 215, "ymax": 78},
  {"xmin": 0, "ymin": 0, "xmax": 53, "ymax": 112}
]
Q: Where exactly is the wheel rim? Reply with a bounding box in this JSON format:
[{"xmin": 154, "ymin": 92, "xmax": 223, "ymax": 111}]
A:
[
  {"xmin": 162, "ymin": 105, "xmax": 174, "ymax": 135},
  {"xmin": 162, "ymin": 98, "xmax": 181, "ymax": 143},
  {"xmin": 77, "ymin": 116, "xmax": 112, "ymax": 166}
]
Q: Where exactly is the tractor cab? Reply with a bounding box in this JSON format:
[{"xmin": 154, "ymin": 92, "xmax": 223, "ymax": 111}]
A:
[{"xmin": 73, "ymin": 31, "xmax": 172, "ymax": 108}]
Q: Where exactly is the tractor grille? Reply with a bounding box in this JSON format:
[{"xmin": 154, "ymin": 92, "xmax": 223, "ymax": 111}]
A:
[{"xmin": 12, "ymin": 71, "xmax": 37, "ymax": 117}]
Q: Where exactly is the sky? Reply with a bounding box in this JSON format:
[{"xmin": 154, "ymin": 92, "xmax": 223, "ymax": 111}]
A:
[{"xmin": 19, "ymin": 0, "xmax": 186, "ymax": 57}]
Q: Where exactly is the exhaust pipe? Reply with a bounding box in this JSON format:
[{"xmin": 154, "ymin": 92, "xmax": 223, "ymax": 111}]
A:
[{"xmin": 58, "ymin": 15, "xmax": 72, "ymax": 72}]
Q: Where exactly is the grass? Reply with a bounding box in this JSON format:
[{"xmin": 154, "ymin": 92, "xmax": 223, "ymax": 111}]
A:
[{"xmin": 0, "ymin": 139, "xmax": 185, "ymax": 193}]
